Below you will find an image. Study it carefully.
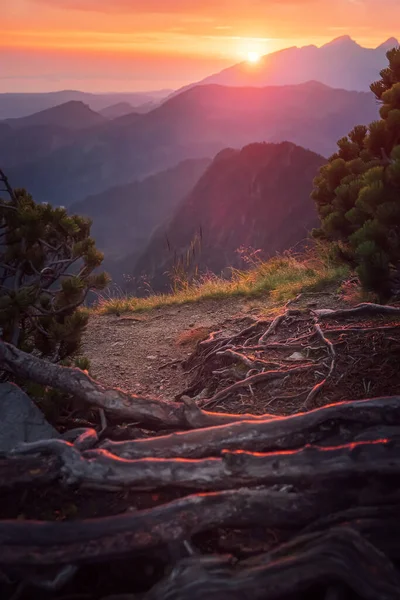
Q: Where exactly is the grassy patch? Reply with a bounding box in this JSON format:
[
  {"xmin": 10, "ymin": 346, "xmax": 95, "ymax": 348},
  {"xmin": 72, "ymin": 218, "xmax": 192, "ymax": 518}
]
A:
[{"xmin": 96, "ymin": 253, "xmax": 349, "ymax": 315}]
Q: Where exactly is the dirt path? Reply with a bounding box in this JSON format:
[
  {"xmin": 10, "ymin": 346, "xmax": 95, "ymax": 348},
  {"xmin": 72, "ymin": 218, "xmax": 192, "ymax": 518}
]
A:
[{"xmin": 83, "ymin": 297, "xmax": 268, "ymax": 399}]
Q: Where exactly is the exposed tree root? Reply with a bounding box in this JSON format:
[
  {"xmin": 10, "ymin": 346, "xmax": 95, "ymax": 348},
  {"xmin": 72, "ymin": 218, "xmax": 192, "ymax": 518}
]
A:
[
  {"xmin": 313, "ymin": 302, "xmax": 400, "ymax": 319},
  {"xmin": 144, "ymin": 528, "xmax": 400, "ymax": 600},
  {"xmin": 0, "ymin": 340, "xmax": 276, "ymax": 431},
  {"xmin": 5, "ymin": 436, "xmax": 400, "ymax": 491},
  {"xmin": 201, "ymin": 365, "xmax": 313, "ymax": 409},
  {"xmin": 302, "ymin": 322, "xmax": 336, "ymax": 408},
  {"xmin": 0, "ymin": 487, "xmax": 368, "ymax": 566},
  {"xmin": 100, "ymin": 395, "xmax": 400, "ymax": 459},
  {"xmin": 3, "ymin": 302, "xmax": 399, "ymax": 431},
  {"xmin": 2, "ymin": 302, "xmax": 400, "ymax": 599}
]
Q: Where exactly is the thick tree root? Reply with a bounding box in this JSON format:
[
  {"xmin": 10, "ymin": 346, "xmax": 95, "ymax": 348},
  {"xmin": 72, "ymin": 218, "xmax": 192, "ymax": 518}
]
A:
[
  {"xmin": 0, "ymin": 341, "xmax": 277, "ymax": 430},
  {"xmin": 5, "ymin": 436, "xmax": 399, "ymax": 491},
  {"xmin": 100, "ymin": 395, "xmax": 400, "ymax": 459},
  {"xmin": 2, "ymin": 302, "xmax": 400, "ymax": 433},
  {"xmin": 2, "ymin": 302, "xmax": 400, "ymax": 599},
  {"xmin": 0, "ymin": 487, "xmax": 367, "ymax": 566},
  {"xmin": 144, "ymin": 528, "xmax": 400, "ymax": 600}
]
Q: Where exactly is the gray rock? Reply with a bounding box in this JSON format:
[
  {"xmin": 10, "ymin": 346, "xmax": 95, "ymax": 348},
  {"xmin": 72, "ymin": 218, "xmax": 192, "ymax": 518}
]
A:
[{"xmin": 0, "ymin": 382, "xmax": 60, "ymax": 452}]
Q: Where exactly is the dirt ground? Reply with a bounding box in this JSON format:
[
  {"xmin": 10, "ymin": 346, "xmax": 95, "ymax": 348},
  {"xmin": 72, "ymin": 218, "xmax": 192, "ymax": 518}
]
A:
[
  {"xmin": 82, "ymin": 293, "xmax": 343, "ymax": 401},
  {"xmin": 83, "ymin": 297, "xmax": 268, "ymax": 399}
]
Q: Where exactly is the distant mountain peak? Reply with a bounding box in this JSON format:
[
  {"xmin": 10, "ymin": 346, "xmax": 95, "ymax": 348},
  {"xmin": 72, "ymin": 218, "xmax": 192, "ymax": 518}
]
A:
[
  {"xmin": 377, "ymin": 37, "xmax": 399, "ymax": 51},
  {"xmin": 4, "ymin": 99, "xmax": 106, "ymax": 130},
  {"xmin": 322, "ymin": 35, "xmax": 357, "ymax": 48}
]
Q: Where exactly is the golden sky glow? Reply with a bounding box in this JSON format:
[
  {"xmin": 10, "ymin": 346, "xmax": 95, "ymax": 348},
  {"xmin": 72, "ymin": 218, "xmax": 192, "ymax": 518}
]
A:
[{"xmin": 1, "ymin": 0, "xmax": 398, "ymax": 92}]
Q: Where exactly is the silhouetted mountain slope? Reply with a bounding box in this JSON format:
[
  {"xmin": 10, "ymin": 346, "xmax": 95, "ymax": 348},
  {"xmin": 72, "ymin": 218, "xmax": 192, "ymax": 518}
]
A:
[
  {"xmin": 99, "ymin": 103, "xmax": 136, "ymax": 119},
  {"xmin": 4, "ymin": 101, "xmax": 106, "ymax": 130},
  {"xmin": 130, "ymin": 142, "xmax": 325, "ymax": 291},
  {"xmin": 177, "ymin": 36, "xmax": 399, "ymax": 93},
  {"xmin": 71, "ymin": 159, "xmax": 210, "ymax": 271},
  {"xmin": 0, "ymin": 90, "xmax": 172, "ymax": 120},
  {"xmin": 0, "ymin": 124, "xmax": 79, "ymax": 169},
  {"xmin": 7, "ymin": 82, "xmax": 377, "ymax": 206},
  {"xmin": 0, "ymin": 102, "xmax": 107, "ymax": 169}
]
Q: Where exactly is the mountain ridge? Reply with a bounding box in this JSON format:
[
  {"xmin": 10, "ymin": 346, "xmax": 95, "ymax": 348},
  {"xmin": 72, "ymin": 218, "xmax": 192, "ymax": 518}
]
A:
[
  {"xmin": 71, "ymin": 158, "xmax": 211, "ymax": 272},
  {"xmin": 0, "ymin": 90, "xmax": 172, "ymax": 120},
  {"xmin": 4, "ymin": 101, "xmax": 106, "ymax": 130},
  {"xmin": 5, "ymin": 80, "xmax": 377, "ymax": 206},
  {"xmin": 171, "ymin": 36, "xmax": 400, "ymax": 95},
  {"xmin": 129, "ymin": 141, "xmax": 325, "ymax": 291}
]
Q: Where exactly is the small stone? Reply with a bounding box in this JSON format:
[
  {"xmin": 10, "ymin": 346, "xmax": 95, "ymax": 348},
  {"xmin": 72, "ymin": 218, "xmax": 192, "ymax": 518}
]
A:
[
  {"xmin": 146, "ymin": 356, "xmax": 157, "ymax": 360},
  {"xmin": 287, "ymin": 352, "xmax": 306, "ymax": 362}
]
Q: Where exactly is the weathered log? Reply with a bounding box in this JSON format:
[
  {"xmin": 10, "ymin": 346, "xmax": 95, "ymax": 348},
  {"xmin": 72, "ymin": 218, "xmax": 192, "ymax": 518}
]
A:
[
  {"xmin": 144, "ymin": 528, "xmax": 400, "ymax": 600},
  {"xmin": 101, "ymin": 395, "xmax": 400, "ymax": 459},
  {"xmin": 0, "ymin": 340, "xmax": 276, "ymax": 431},
  {"xmin": 0, "ymin": 487, "xmax": 359, "ymax": 566},
  {"xmin": 8, "ymin": 437, "xmax": 400, "ymax": 491}
]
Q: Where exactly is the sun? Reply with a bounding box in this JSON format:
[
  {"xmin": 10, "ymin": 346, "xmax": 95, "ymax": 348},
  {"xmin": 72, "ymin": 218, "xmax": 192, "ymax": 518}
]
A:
[{"xmin": 247, "ymin": 51, "xmax": 261, "ymax": 64}]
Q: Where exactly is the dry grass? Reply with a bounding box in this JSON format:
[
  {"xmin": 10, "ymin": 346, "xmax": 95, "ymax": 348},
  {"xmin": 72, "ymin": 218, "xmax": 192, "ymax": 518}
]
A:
[
  {"xmin": 339, "ymin": 277, "xmax": 379, "ymax": 305},
  {"xmin": 96, "ymin": 253, "xmax": 349, "ymax": 316}
]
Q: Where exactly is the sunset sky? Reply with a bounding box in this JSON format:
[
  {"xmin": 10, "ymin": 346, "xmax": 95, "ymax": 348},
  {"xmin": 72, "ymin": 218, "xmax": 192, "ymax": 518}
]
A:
[{"xmin": 1, "ymin": 0, "xmax": 398, "ymax": 93}]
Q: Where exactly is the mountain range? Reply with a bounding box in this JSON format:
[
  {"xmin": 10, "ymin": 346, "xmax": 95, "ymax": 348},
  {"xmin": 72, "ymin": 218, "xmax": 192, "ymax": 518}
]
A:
[
  {"xmin": 178, "ymin": 36, "xmax": 399, "ymax": 93},
  {"xmin": 3, "ymin": 81, "xmax": 377, "ymax": 207},
  {"xmin": 0, "ymin": 101, "xmax": 107, "ymax": 168},
  {"xmin": 0, "ymin": 89, "xmax": 171, "ymax": 120}
]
